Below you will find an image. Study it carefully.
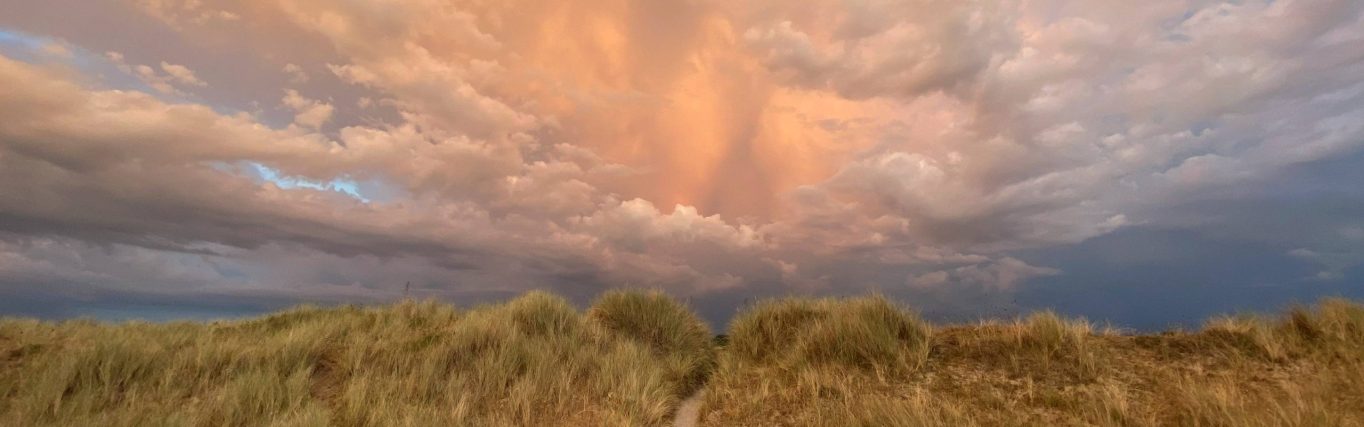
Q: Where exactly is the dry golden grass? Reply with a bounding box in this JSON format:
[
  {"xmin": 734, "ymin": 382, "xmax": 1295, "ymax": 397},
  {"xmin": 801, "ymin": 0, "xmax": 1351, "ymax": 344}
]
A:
[
  {"xmin": 587, "ymin": 290, "xmax": 717, "ymax": 397},
  {"xmin": 700, "ymin": 297, "xmax": 1364, "ymax": 426},
  {"xmin": 3, "ymin": 293, "xmax": 1363, "ymax": 426},
  {"xmin": 0, "ymin": 291, "xmax": 714, "ymax": 426}
]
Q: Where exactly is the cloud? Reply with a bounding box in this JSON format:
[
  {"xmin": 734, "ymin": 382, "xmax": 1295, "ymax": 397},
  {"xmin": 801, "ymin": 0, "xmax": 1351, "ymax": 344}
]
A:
[
  {"xmin": 1344, "ymin": 226, "xmax": 1364, "ymax": 241},
  {"xmin": 573, "ymin": 199, "xmax": 761, "ymax": 251},
  {"xmin": 160, "ymin": 61, "xmax": 205, "ymax": 86},
  {"xmin": 132, "ymin": 0, "xmax": 1361, "ymax": 230},
  {"xmin": 742, "ymin": 0, "xmax": 1018, "ymax": 99},
  {"xmin": 135, "ymin": 0, "xmax": 239, "ymax": 29},
  {"xmin": 1288, "ymin": 248, "xmax": 1362, "ymax": 282},
  {"xmin": 283, "ymin": 63, "xmax": 308, "ymax": 83},
  {"xmin": 0, "ymin": 54, "xmax": 781, "ymax": 300},
  {"xmin": 105, "ymin": 51, "xmax": 206, "ymax": 95},
  {"xmin": 281, "ymin": 89, "xmax": 334, "ymax": 129},
  {"xmin": 2, "ymin": 0, "xmax": 1364, "ymax": 322},
  {"xmin": 909, "ymin": 257, "xmax": 1058, "ymax": 291}
]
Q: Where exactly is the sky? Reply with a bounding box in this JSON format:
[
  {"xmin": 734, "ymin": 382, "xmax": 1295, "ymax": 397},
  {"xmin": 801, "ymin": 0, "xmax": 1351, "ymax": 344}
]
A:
[{"xmin": 0, "ymin": 0, "xmax": 1362, "ymax": 330}]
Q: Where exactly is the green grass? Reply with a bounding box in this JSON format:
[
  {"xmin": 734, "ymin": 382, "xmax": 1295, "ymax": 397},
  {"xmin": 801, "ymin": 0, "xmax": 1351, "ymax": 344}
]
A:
[{"xmin": 3, "ymin": 294, "xmax": 1364, "ymax": 426}]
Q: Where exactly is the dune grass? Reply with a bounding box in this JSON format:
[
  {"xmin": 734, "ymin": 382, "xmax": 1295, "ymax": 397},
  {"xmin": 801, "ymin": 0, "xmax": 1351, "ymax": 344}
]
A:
[
  {"xmin": 699, "ymin": 297, "xmax": 1364, "ymax": 426},
  {"xmin": 586, "ymin": 290, "xmax": 717, "ymax": 397},
  {"xmin": 0, "ymin": 291, "xmax": 713, "ymax": 426},
  {"xmin": 3, "ymin": 293, "xmax": 1363, "ymax": 426}
]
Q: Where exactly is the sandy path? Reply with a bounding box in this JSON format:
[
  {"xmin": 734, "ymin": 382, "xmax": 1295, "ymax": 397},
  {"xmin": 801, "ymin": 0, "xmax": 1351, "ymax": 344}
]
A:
[{"xmin": 672, "ymin": 390, "xmax": 704, "ymax": 427}]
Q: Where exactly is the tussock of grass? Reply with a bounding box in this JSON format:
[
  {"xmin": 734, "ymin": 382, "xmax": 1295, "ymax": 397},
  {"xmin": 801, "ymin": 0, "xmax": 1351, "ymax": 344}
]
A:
[
  {"xmin": 1203, "ymin": 314, "xmax": 1293, "ymax": 361},
  {"xmin": 1008, "ymin": 311, "xmax": 1104, "ymax": 379},
  {"xmin": 727, "ymin": 296, "xmax": 930, "ymax": 372},
  {"xmin": 587, "ymin": 290, "xmax": 716, "ymax": 396},
  {"xmin": 727, "ymin": 299, "xmax": 827, "ymax": 365},
  {"xmin": 1013, "ymin": 311, "xmax": 1092, "ymax": 355},
  {"xmin": 0, "ymin": 291, "xmax": 713, "ymax": 426},
  {"xmin": 702, "ymin": 296, "xmax": 932, "ymax": 425},
  {"xmin": 1203, "ymin": 298, "xmax": 1364, "ymax": 362}
]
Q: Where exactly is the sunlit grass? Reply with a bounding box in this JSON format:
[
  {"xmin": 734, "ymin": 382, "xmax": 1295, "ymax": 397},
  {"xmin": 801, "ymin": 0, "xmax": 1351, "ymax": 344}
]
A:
[
  {"xmin": 700, "ymin": 297, "xmax": 1364, "ymax": 426},
  {"xmin": 0, "ymin": 291, "xmax": 713, "ymax": 426},
  {"xmin": 3, "ymin": 295, "xmax": 1363, "ymax": 426}
]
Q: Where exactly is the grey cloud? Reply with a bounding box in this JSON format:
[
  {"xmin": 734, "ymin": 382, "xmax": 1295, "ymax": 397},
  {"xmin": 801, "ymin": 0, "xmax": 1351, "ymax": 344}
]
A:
[
  {"xmin": 742, "ymin": 0, "xmax": 1018, "ymax": 99},
  {"xmin": 779, "ymin": 0, "xmax": 1364, "ymax": 256},
  {"xmin": 910, "ymin": 257, "xmax": 1059, "ymax": 291}
]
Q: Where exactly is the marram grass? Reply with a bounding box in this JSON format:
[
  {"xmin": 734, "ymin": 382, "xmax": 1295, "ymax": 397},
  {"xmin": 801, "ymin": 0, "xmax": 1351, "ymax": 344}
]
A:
[
  {"xmin": 0, "ymin": 291, "xmax": 712, "ymax": 426},
  {"xmin": 3, "ymin": 293, "xmax": 1364, "ymax": 426},
  {"xmin": 701, "ymin": 297, "xmax": 1364, "ymax": 426}
]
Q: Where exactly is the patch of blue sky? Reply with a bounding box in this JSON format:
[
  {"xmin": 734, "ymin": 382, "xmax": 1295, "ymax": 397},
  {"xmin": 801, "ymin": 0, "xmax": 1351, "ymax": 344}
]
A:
[
  {"xmin": 0, "ymin": 27, "xmax": 229, "ymax": 109},
  {"xmin": 246, "ymin": 161, "xmax": 419, "ymax": 204},
  {"xmin": 0, "ymin": 28, "xmax": 84, "ymax": 65},
  {"xmin": 0, "ymin": 28, "xmax": 25, "ymax": 43},
  {"xmin": 0, "ymin": 27, "xmax": 48, "ymax": 61},
  {"xmin": 249, "ymin": 162, "xmax": 371, "ymax": 203},
  {"xmin": 212, "ymin": 160, "xmax": 406, "ymax": 205},
  {"xmin": 1, "ymin": 27, "xmax": 130, "ymax": 85}
]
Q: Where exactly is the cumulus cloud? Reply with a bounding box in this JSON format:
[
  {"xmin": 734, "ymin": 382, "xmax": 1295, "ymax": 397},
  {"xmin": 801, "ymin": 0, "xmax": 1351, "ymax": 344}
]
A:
[
  {"xmin": 159, "ymin": 61, "xmax": 205, "ymax": 86},
  {"xmin": 2, "ymin": 0, "xmax": 1364, "ymax": 321},
  {"xmin": 0, "ymin": 54, "xmax": 776, "ymax": 302},
  {"xmin": 741, "ymin": 0, "xmax": 1017, "ymax": 99},
  {"xmin": 909, "ymin": 258, "xmax": 1059, "ymax": 291},
  {"xmin": 105, "ymin": 51, "xmax": 206, "ymax": 95},
  {"xmin": 281, "ymin": 89, "xmax": 334, "ymax": 129},
  {"xmin": 135, "ymin": 0, "xmax": 239, "ymax": 28},
  {"xmin": 573, "ymin": 199, "xmax": 762, "ymax": 251},
  {"xmin": 282, "ymin": 63, "xmax": 308, "ymax": 83}
]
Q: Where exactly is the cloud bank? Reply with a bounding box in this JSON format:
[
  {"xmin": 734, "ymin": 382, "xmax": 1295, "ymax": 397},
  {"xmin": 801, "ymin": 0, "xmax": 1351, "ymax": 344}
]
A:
[{"xmin": 1, "ymin": 0, "xmax": 1362, "ymax": 324}]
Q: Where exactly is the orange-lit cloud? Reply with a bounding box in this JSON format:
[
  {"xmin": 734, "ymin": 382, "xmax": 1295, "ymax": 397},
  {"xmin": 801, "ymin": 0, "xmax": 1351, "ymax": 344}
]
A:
[
  {"xmin": 133, "ymin": 0, "xmax": 916, "ymax": 219},
  {"xmin": 1, "ymin": 0, "xmax": 1363, "ymax": 321}
]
